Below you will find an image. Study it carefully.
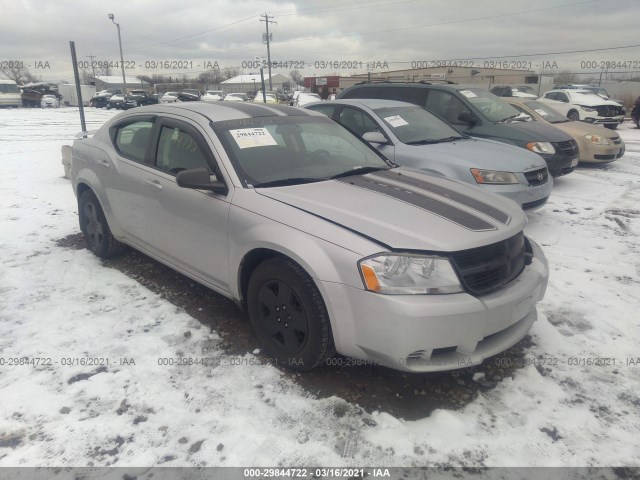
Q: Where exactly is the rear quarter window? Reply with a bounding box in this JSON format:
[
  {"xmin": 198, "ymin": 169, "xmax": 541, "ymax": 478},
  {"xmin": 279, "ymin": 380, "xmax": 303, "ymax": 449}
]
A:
[{"xmin": 113, "ymin": 120, "xmax": 154, "ymax": 162}]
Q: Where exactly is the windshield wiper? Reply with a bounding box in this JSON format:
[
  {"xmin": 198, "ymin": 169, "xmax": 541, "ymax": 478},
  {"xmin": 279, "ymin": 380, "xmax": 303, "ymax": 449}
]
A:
[
  {"xmin": 407, "ymin": 136, "xmax": 467, "ymax": 145},
  {"xmin": 499, "ymin": 113, "xmax": 530, "ymax": 123},
  {"xmin": 252, "ymin": 177, "xmax": 323, "ymax": 188},
  {"xmin": 405, "ymin": 139, "xmax": 443, "ymax": 145},
  {"xmin": 329, "ymin": 166, "xmax": 388, "ymax": 180}
]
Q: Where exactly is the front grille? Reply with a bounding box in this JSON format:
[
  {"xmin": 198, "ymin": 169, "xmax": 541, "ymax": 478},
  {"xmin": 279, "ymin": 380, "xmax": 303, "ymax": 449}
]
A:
[
  {"xmin": 594, "ymin": 105, "xmax": 622, "ymax": 117},
  {"xmin": 449, "ymin": 232, "xmax": 526, "ymax": 296},
  {"xmin": 594, "ymin": 154, "xmax": 616, "ymax": 160},
  {"xmin": 612, "ymin": 137, "xmax": 622, "ymax": 145},
  {"xmin": 554, "ymin": 139, "xmax": 579, "ymax": 158},
  {"xmin": 524, "ymin": 167, "xmax": 548, "ymax": 186}
]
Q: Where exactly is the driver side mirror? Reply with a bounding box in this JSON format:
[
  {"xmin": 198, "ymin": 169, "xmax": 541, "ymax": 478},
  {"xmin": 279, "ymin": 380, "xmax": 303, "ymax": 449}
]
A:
[
  {"xmin": 176, "ymin": 168, "xmax": 228, "ymax": 195},
  {"xmin": 458, "ymin": 111, "xmax": 477, "ymax": 125},
  {"xmin": 362, "ymin": 131, "xmax": 388, "ymax": 144}
]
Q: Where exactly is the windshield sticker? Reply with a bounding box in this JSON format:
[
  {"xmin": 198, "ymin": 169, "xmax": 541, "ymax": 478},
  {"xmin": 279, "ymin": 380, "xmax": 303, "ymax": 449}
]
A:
[
  {"xmin": 229, "ymin": 128, "xmax": 278, "ymax": 149},
  {"xmin": 383, "ymin": 115, "xmax": 409, "ymax": 128},
  {"xmin": 534, "ymin": 108, "xmax": 550, "ymax": 117},
  {"xmin": 459, "ymin": 90, "xmax": 477, "ymax": 98}
]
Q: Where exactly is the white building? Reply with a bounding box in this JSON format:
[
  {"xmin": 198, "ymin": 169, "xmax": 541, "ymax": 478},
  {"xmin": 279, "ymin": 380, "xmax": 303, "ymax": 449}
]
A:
[
  {"xmin": 221, "ymin": 73, "xmax": 290, "ymax": 94},
  {"xmin": 94, "ymin": 75, "xmax": 150, "ymax": 92}
]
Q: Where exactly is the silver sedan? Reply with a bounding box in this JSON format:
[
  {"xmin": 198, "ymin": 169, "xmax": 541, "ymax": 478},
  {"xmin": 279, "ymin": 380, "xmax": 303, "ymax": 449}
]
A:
[
  {"xmin": 71, "ymin": 103, "xmax": 548, "ymax": 372},
  {"xmin": 305, "ymin": 99, "xmax": 553, "ymax": 210}
]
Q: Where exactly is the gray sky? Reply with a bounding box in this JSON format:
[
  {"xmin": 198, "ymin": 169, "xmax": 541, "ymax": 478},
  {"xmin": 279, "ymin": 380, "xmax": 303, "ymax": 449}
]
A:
[{"xmin": 2, "ymin": 0, "xmax": 639, "ymax": 82}]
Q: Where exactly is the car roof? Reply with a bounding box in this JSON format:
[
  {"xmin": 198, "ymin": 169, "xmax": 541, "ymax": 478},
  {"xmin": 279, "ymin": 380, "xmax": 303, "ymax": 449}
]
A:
[
  {"xmin": 316, "ymin": 98, "xmax": 417, "ymax": 109},
  {"xmin": 129, "ymin": 102, "xmax": 323, "ymax": 122},
  {"xmin": 343, "ymin": 82, "xmax": 486, "ymax": 93}
]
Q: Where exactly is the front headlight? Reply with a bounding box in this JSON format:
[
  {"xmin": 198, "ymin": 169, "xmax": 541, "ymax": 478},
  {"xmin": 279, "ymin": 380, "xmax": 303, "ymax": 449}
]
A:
[
  {"xmin": 470, "ymin": 168, "xmax": 519, "ymax": 184},
  {"xmin": 358, "ymin": 254, "xmax": 463, "ymax": 295},
  {"xmin": 578, "ymin": 105, "xmax": 596, "ymax": 112},
  {"xmin": 526, "ymin": 141, "xmax": 556, "ymax": 154},
  {"xmin": 584, "ymin": 134, "xmax": 611, "ymax": 145}
]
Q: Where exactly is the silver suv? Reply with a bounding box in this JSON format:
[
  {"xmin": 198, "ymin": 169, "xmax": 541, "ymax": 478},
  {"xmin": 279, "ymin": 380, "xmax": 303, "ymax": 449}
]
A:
[{"xmin": 71, "ymin": 103, "xmax": 549, "ymax": 372}]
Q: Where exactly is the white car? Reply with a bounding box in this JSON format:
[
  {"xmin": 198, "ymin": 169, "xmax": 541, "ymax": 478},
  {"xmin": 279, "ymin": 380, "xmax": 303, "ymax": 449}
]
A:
[
  {"xmin": 160, "ymin": 92, "xmax": 179, "ymax": 104},
  {"xmin": 252, "ymin": 93, "xmax": 278, "ymax": 104},
  {"xmin": 41, "ymin": 94, "xmax": 60, "ymax": 108},
  {"xmin": 539, "ymin": 89, "xmax": 624, "ymax": 129},
  {"xmin": 202, "ymin": 90, "xmax": 224, "ymax": 102},
  {"xmin": 295, "ymin": 92, "xmax": 322, "ymax": 107},
  {"xmin": 223, "ymin": 92, "xmax": 248, "ymax": 102}
]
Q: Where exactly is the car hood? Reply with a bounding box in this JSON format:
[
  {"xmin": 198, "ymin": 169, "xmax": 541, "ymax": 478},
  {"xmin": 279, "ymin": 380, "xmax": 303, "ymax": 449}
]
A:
[
  {"xmin": 489, "ymin": 119, "xmax": 573, "ymax": 143},
  {"xmin": 394, "ymin": 137, "xmax": 546, "ymax": 171},
  {"xmin": 551, "ymin": 121, "xmax": 621, "ymax": 140},
  {"xmin": 256, "ymin": 168, "xmax": 524, "ymax": 252}
]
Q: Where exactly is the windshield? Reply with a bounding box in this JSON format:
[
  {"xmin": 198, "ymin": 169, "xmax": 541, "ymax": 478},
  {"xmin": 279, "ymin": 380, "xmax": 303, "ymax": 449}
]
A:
[
  {"xmin": 461, "ymin": 89, "xmax": 522, "ymax": 122},
  {"xmin": 0, "ymin": 83, "xmax": 20, "ymax": 94},
  {"xmin": 373, "ymin": 105, "xmax": 463, "ymax": 144},
  {"xmin": 211, "ymin": 116, "xmax": 390, "ymax": 187},
  {"xmin": 522, "ymin": 100, "xmax": 568, "ymax": 123}
]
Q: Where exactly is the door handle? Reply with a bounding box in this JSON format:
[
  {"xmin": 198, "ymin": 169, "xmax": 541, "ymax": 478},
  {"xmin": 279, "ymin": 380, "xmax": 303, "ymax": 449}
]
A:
[
  {"xmin": 97, "ymin": 159, "xmax": 110, "ymax": 168},
  {"xmin": 144, "ymin": 179, "xmax": 163, "ymax": 190}
]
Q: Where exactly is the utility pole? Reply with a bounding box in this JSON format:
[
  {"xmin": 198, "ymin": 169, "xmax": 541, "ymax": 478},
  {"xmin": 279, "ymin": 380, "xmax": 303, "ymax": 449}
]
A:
[
  {"xmin": 108, "ymin": 13, "xmax": 127, "ymax": 94},
  {"xmin": 260, "ymin": 13, "xmax": 276, "ymax": 91},
  {"xmin": 86, "ymin": 55, "xmax": 97, "ymax": 84}
]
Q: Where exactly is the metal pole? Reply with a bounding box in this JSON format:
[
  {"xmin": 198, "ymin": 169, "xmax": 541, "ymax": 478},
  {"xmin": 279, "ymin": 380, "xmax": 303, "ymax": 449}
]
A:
[
  {"xmin": 69, "ymin": 41, "xmax": 87, "ymax": 134},
  {"xmin": 86, "ymin": 55, "xmax": 96, "ymax": 83},
  {"xmin": 260, "ymin": 13, "xmax": 276, "ymax": 91},
  {"xmin": 260, "ymin": 68, "xmax": 266, "ymax": 102},
  {"xmin": 109, "ymin": 14, "xmax": 127, "ymax": 94},
  {"xmin": 265, "ymin": 16, "xmax": 272, "ymax": 91}
]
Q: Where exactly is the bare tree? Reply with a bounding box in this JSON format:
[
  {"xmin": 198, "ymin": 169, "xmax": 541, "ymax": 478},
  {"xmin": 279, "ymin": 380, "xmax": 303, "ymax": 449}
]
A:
[
  {"xmin": 197, "ymin": 67, "xmax": 224, "ymax": 85},
  {"xmin": 80, "ymin": 69, "xmax": 94, "ymax": 85},
  {"xmin": 289, "ymin": 69, "xmax": 303, "ymax": 85},
  {"xmin": 222, "ymin": 67, "xmax": 241, "ymax": 81},
  {"xmin": 553, "ymin": 70, "xmax": 580, "ymax": 84},
  {"xmin": 0, "ymin": 63, "xmax": 36, "ymax": 84}
]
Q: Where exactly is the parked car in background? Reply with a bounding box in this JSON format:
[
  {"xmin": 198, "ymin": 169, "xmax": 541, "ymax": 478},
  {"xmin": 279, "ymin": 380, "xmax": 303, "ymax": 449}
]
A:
[
  {"xmin": 515, "ymin": 86, "xmax": 539, "ymax": 96},
  {"xmin": 539, "ymin": 89, "xmax": 624, "ymax": 128},
  {"xmin": 90, "ymin": 89, "xmax": 121, "ymax": 108},
  {"xmin": 106, "ymin": 93, "xmax": 126, "ymax": 109},
  {"xmin": 122, "ymin": 90, "xmax": 158, "ymax": 109},
  {"xmin": 182, "ymin": 89, "xmax": 201, "ymax": 99},
  {"xmin": 160, "ymin": 92, "xmax": 179, "ymax": 104},
  {"xmin": 252, "ymin": 92, "xmax": 278, "ymax": 104},
  {"xmin": 202, "ymin": 90, "xmax": 224, "ymax": 102},
  {"xmin": 338, "ymin": 82, "xmax": 579, "ymax": 177},
  {"xmin": 70, "ymin": 102, "xmax": 549, "ymax": 373},
  {"xmin": 306, "ymin": 99, "xmax": 552, "ymax": 210},
  {"xmin": 502, "ymin": 97, "xmax": 625, "ymax": 164},
  {"xmin": 295, "ymin": 92, "xmax": 322, "ymax": 107},
  {"xmin": 555, "ymin": 84, "xmax": 626, "ymax": 117},
  {"xmin": 41, "ymin": 94, "xmax": 60, "ymax": 108},
  {"xmin": 0, "ymin": 79, "xmax": 23, "ymax": 108},
  {"xmin": 223, "ymin": 92, "xmax": 249, "ymax": 102},
  {"xmin": 491, "ymin": 86, "xmax": 537, "ymax": 98}
]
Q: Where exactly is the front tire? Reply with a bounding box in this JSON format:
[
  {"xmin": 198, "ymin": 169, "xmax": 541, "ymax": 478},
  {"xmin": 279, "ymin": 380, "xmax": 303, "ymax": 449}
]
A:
[
  {"xmin": 567, "ymin": 110, "xmax": 579, "ymax": 121},
  {"xmin": 78, "ymin": 190, "xmax": 126, "ymax": 258},
  {"xmin": 247, "ymin": 257, "xmax": 334, "ymax": 371}
]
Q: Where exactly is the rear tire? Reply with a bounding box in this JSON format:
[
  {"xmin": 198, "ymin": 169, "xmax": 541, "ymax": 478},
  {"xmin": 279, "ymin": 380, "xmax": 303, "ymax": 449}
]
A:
[
  {"xmin": 78, "ymin": 190, "xmax": 126, "ymax": 258},
  {"xmin": 247, "ymin": 257, "xmax": 334, "ymax": 371}
]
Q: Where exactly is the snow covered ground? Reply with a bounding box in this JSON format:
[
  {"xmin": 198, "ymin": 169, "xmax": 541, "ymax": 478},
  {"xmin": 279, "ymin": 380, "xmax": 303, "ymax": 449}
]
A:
[{"xmin": 1, "ymin": 108, "xmax": 639, "ymax": 469}]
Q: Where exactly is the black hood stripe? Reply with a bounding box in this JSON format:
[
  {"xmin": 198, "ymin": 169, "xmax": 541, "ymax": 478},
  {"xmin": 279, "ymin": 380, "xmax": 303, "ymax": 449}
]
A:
[
  {"xmin": 371, "ymin": 170, "xmax": 511, "ymax": 225},
  {"xmin": 337, "ymin": 176, "xmax": 496, "ymax": 232}
]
